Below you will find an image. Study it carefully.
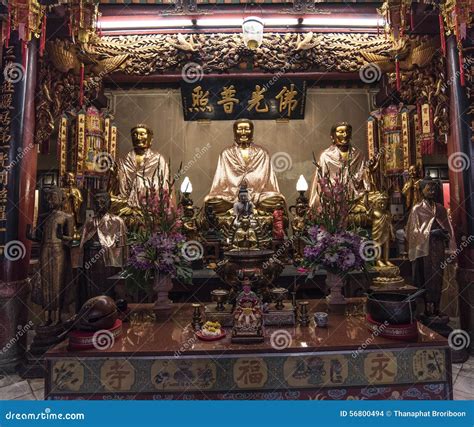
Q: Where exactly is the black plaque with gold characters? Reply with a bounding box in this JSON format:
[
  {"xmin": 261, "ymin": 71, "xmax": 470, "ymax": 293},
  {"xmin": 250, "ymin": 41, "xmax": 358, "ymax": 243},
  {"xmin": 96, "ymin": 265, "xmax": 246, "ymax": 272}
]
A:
[{"xmin": 181, "ymin": 79, "xmax": 307, "ymax": 121}]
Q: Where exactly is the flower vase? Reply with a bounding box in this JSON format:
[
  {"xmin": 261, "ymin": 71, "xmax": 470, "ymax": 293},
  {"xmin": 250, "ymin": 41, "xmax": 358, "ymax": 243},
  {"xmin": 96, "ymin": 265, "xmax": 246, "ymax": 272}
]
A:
[
  {"xmin": 153, "ymin": 271, "xmax": 173, "ymax": 320},
  {"xmin": 326, "ymin": 272, "xmax": 346, "ymax": 305}
]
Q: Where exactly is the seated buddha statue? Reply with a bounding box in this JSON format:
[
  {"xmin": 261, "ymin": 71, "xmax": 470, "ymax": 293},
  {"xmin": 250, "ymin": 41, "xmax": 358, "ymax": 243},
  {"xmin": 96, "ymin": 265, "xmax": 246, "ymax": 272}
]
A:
[
  {"xmin": 205, "ymin": 119, "xmax": 285, "ymax": 216},
  {"xmin": 110, "ymin": 124, "xmax": 170, "ymax": 221},
  {"xmin": 309, "ymin": 122, "xmax": 368, "ymax": 208}
]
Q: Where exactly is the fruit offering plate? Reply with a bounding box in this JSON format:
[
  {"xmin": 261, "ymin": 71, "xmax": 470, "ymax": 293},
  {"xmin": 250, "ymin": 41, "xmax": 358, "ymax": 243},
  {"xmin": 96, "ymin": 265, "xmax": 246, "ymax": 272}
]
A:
[{"xmin": 196, "ymin": 329, "xmax": 226, "ymax": 341}]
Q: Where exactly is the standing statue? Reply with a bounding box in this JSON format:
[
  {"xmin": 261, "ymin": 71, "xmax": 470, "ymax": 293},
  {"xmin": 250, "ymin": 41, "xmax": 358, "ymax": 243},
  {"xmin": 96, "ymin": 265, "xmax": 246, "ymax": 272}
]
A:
[
  {"xmin": 62, "ymin": 172, "xmax": 83, "ymax": 229},
  {"xmin": 272, "ymin": 203, "xmax": 286, "ymax": 240},
  {"xmin": 27, "ymin": 187, "xmax": 74, "ymax": 325},
  {"xmin": 369, "ymin": 192, "xmax": 395, "ymax": 268},
  {"xmin": 110, "ymin": 124, "xmax": 170, "ymax": 218},
  {"xmin": 406, "ymin": 176, "xmax": 456, "ymax": 317},
  {"xmin": 402, "ymin": 165, "xmax": 422, "ymax": 210},
  {"xmin": 309, "ymin": 122, "xmax": 367, "ymax": 207},
  {"xmin": 205, "ymin": 119, "xmax": 285, "ymax": 216},
  {"xmin": 79, "ymin": 192, "xmax": 128, "ymax": 301}
]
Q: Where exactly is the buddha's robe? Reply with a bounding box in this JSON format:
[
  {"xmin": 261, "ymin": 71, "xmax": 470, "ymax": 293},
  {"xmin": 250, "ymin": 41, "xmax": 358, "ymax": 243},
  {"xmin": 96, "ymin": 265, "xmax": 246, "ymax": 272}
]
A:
[
  {"xmin": 113, "ymin": 149, "xmax": 169, "ymax": 209},
  {"xmin": 205, "ymin": 144, "xmax": 284, "ymax": 214},
  {"xmin": 309, "ymin": 144, "xmax": 367, "ymax": 207}
]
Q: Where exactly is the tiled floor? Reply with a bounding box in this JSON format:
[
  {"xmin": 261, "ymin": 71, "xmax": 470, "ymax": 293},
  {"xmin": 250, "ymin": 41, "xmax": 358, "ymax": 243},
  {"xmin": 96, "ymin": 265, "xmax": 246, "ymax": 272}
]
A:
[{"xmin": 0, "ymin": 357, "xmax": 472, "ymax": 400}]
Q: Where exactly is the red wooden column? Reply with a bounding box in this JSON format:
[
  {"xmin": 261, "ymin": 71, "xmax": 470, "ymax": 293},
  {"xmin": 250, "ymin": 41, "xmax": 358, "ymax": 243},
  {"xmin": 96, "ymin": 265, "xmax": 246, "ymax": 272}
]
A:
[
  {"xmin": 446, "ymin": 35, "xmax": 474, "ymax": 355},
  {"xmin": 0, "ymin": 35, "xmax": 38, "ymax": 372}
]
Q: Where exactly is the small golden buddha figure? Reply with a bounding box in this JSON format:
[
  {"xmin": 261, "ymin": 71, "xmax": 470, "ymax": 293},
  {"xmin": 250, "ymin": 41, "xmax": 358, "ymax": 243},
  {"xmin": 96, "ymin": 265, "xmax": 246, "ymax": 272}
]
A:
[
  {"xmin": 62, "ymin": 172, "xmax": 83, "ymax": 225},
  {"xmin": 182, "ymin": 205, "xmax": 200, "ymax": 241},
  {"xmin": 369, "ymin": 192, "xmax": 395, "ymax": 268},
  {"xmin": 205, "ymin": 119, "xmax": 285, "ymax": 216},
  {"xmin": 402, "ymin": 165, "xmax": 422, "ymax": 211},
  {"xmin": 110, "ymin": 124, "xmax": 169, "ymax": 218},
  {"xmin": 232, "ymin": 217, "xmax": 259, "ymax": 250},
  {"xmin": 309, "ymin": 122, "xmax": 367, "ymax": 207}
]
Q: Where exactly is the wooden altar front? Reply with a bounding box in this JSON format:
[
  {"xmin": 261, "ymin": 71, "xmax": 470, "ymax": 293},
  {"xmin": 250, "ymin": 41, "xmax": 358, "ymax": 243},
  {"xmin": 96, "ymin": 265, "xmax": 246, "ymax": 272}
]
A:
[{"xmin": 44, "ymin": 299, "xmax": 453, "ymax": 400}]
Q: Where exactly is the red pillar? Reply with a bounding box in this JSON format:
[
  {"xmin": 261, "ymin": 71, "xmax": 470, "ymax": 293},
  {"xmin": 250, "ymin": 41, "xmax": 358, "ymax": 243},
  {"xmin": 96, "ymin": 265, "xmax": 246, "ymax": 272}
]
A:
[
  {"xmin": 446, "ymin": 35, "xmax": 474, "ymax": 354},
  {"xmin": 0, "ymin": 35, "xmax": 38, "ymax": 371}
]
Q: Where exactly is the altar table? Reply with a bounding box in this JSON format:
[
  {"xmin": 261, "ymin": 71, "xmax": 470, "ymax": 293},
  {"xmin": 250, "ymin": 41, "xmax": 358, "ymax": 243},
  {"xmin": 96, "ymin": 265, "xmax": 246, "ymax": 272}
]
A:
[{"xmin": 44, "ymin": 299, "xmax": 453, "ymax": 400}]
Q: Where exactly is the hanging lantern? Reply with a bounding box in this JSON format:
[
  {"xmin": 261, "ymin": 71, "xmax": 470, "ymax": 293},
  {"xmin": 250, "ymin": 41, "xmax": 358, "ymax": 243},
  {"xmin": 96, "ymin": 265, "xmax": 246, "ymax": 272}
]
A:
[
  {"xmin": 68, "ymin": 0, "xmax": 99, "ymax": 46},
  {"xmin": 8, "ymin": 0, "xmax": 45, "ymax": 44},
  {"xmin": 242, "ymin": 17, "xmax": 264, "ymax": 50}
]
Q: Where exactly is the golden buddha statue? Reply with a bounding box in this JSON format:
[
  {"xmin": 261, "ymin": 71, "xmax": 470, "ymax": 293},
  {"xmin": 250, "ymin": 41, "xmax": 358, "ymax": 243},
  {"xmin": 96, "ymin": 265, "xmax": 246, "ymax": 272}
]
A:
[
  {"xmin": 110, "ymin": 124, "xmax": 169, "ymax": 218},
  {"xmin": 231, "ymin": 217, "xmax": 259, "ymax": 250},
  {"xmin": 369, "ymin": 192, "xmax": 395, "ymax": 268},
  {"xmin": 402, "ymin": 165, "xmax": 422, "ymax": 211},
  {"xmin": 62, "ymin": 172, "xmax": 83, "ymax": 240},
  {"xmin": 205, "ymin": 119, "xmax": 285, "ymax": 216},
  {"xmin": 309, "ymin": 122, "xmax": 367, "ymax": 207}
]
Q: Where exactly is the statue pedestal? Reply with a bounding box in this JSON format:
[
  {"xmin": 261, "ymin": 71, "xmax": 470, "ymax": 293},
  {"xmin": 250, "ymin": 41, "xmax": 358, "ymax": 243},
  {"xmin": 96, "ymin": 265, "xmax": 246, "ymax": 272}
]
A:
[
  {"xmin": 263, "ymin": 303, "xmax": 296, "ymax": 326},
  {"xmin": 372, "ymin": 265, "xmax": 405, "ymax": 288}
]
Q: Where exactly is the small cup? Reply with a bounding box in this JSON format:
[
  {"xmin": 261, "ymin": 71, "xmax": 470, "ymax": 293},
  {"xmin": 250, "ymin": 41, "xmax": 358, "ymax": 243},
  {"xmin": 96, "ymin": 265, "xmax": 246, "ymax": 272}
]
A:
[{"xmin": 314, "ymin": 312, "xmax": 328, "ymax": 328}]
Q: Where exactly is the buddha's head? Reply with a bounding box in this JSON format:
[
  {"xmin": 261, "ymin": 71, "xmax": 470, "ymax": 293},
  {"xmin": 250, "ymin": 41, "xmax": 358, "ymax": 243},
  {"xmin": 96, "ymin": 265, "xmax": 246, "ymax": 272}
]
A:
[
  {"xmin": 233, "ymin": 119, "xmax": 254, "ymax": 148},
  {"xmin": 241, "ymin": 217, "xmax": 251, "ymax": 230},
  {"xmin": 330, "ymin": 122, "xmax": 352, "ymax": 150},
  {"xmin": 408, "ymin": 165, "xmax": 417, "ymax": 178},
  {"xmin": 131, "ymin": 124, "xmax": 153, "ymax": 154},
  {"xmin": 63, "ymin": 172, "xmax": 76, "ymax": 187},
  {"xmin": 45, "ymin": 187, "xmax": 64, "ymax": 210},
  {"xmin": 94, "ymin": 192, "xmax": 111, "ymax": 216}
]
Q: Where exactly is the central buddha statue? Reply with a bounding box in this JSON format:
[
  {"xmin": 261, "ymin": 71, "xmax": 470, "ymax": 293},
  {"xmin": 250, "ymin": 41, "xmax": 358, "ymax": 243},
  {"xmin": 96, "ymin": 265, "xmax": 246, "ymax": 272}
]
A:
[
  {"xmin": 110, "ymin": 124, "xmax": 169, "ymax": 218},
  {"xmin": 205, "ymin": 119, "xmax": 285, "ymax": 216},
  {"xmin": 309, "ymin": 122, "xmax": 367, "ymax": 207}
]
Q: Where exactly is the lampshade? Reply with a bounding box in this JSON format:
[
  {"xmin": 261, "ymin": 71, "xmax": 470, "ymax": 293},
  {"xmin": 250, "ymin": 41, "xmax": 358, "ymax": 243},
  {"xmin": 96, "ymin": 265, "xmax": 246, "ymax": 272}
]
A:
[
  {"xmin": 296, "ymin": 175, "xmax": 308, "ymax": 192},
  {"xmin": 242, "ymin": 17, "xmax": 264, "ymax": 49},
  {"xmin": 181, "ymin": 176, "xmax": 193, "ymax": 194}
]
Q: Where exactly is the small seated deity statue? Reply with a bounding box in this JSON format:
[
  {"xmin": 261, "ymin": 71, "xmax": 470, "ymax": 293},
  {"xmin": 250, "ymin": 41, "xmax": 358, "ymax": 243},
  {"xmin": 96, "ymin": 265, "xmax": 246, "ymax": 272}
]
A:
[
  {"xmin": 232, "ymin": 280, "xmax": 264, "ymax": 343},
  {"xmin": 369, "ymin": 192, "xmax": 395, "ymax": 268},
  {"xmin": 78, "ymin": 192, "xmax": 128, "ymax": 302},
  {"xmin": 272, "ymin": 203, "xmax": 286, "ymax": 240},
  {"xmin": 406, "ymin": 176, "xmax": 456, "ymax": 317},
  {"xmin": 231, "ymin": 217, "xmax": 259, "ymax": 251},
  {"xmin": 27, "ymin": 187, "xmax": 74, "ymax": 326}
]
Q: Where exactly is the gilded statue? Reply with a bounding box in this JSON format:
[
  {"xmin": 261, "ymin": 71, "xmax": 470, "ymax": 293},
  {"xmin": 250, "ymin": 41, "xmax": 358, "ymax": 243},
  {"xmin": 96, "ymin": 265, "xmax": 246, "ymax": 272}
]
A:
[
  {"xmin": 78, "ymin": 193, "xmax": 128, "ymax": 302},
  {"xmin": 27, "ymin": 187, "xmax": 74, "ymax": 325},
  {"xmin": 182, "ymin": 204, "xmax": 201, "ymax": 242},
  {"xmin": 369, "ymin": 192, "xmax": 395, "ymax": 268},
  {"xmin": 309, "ymin": 122, "xmax": 367, "ymax": 208},
  {"xmin": 231, "ymin": 217, "xmax": 259, "ymax": 251},
  {"xmin": 110, "ymin": 124, "xmax": 170, "ymax": 219},
  {"xmin": 406, "ymin": 176, "xmax": 456, "ymax": 317},
  {"xmin": 62, "ymin": 172, "xmax": 83, "ymax": 240},
  {"xmin": 205, "ymin": 119, "xmax": 285, "ymax": 216},
  {"xmin": 402, "ymin": 165, "xmax": 422, "ymax": 210}
]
